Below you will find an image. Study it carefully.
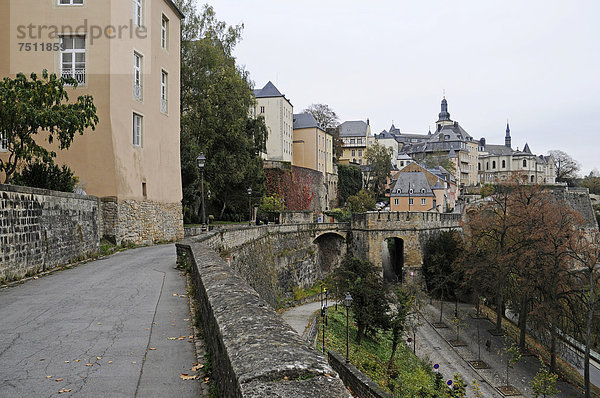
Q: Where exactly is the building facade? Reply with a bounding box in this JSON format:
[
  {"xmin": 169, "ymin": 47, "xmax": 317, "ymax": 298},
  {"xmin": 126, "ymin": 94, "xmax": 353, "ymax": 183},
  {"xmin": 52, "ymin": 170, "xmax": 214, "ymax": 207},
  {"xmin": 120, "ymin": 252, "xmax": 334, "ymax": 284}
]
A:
[
  {"xmin": 292, "ymin": 113, "xmax": 334, "ymax": 175},
  {"xmin": 338, "ymin": 120, "xmax": 371, "ymax": 165},
  {"xmin": 1, "ymin": 0, "xmax": 184, "ymax": 244},
  {"xmin": 388, "ymin": 171, "xmax": 436, "ymax": 212},
  {"xmin": 253, "ymin": 81, "xmax": 294, "ymax": 163}
]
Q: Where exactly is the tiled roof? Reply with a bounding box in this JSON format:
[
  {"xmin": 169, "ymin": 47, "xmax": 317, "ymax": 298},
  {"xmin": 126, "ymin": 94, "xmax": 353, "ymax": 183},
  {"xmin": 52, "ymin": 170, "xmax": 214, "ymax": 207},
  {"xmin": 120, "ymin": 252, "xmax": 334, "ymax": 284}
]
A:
[
  {"xmin": 293, "ymin": 113, "xmax": 322, "ymax": 130},
  {"xmin": 339, "ymin": 120, "xmax": 368, "ymax": 137},
  {"xmin": 390, "ymin": 172, "xmax": 435, "ymax": 197},
  {"xmin": 254, "ymin": 81, "xmax": 283, "ymax": 98}
]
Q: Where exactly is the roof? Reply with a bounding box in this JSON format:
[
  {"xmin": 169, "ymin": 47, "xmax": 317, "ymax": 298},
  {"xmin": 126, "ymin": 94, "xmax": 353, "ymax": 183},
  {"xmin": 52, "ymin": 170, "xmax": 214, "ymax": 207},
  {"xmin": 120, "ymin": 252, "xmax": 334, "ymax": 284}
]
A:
[
  {"xmin": 397, "ymin": 153, "xmax": 413, "ymax": 160},
  {"xmin": 430, "ymin": 123, "xmax": 473, "ymax": 142},
  {"xmin": 375, "ymin": 130, "xmax": 395, "ymax": 140},
  {"xmin": 390, "ymin": 172, "xmax": 435, "ymax": 197},
  {"xmin": 254, "ymin": 81, "xmax": 284, "ymax": 98},
  {"xmin": 484, "ymin": 145, "xmax": 514, "ymax": 156},
  {"xmin": 164, "ymin": 0, "xmax": 185, "ymax": 19},
  {"xmin": 338, "ymin": 120, "xmax": 369, "ymax": 137},
  {"xmin": 293, "ymin": 113, "xmax": 325, "ymax": 131}
]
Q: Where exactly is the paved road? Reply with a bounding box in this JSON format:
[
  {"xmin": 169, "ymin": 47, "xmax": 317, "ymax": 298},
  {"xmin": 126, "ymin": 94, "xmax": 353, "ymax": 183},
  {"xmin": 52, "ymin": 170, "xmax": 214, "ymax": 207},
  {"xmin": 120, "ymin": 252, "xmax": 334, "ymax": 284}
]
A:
[
  {"xmin": 0, "ymin": 245, "xmax": 200, "ymax": 398},
  {"xmin": 281, "ymin": 301, "xmax": 322, "ymax": 337}
]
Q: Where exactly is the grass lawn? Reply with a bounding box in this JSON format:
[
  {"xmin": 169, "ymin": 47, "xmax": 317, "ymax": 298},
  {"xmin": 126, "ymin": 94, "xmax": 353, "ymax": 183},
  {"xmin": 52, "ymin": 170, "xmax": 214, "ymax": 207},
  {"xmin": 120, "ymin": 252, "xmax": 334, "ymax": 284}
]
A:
[{"xmin": 318, "ymin": 306, "xmax": 452, "ymax": 397}]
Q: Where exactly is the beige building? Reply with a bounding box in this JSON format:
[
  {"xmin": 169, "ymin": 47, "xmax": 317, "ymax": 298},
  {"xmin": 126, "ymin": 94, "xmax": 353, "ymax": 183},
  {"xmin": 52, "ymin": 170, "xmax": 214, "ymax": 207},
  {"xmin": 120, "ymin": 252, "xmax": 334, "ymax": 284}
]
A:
[
  {"xmin": 292, "ymin": 113, "xmax": 334, "ymax": 175},
  {"xmin": 0, "ymin": 0, "xmax": 184, "ymax": 244},
  {"xmin": 253, "ymin": 81, "xmax": 294, "ymax": 163},
  {"xmin": 477, "ymin": 124, "xmax": 556, "ymax": 185},
  {"xmin": 338, "ymin": 119, "xmax": 371, "ymax": 165}
]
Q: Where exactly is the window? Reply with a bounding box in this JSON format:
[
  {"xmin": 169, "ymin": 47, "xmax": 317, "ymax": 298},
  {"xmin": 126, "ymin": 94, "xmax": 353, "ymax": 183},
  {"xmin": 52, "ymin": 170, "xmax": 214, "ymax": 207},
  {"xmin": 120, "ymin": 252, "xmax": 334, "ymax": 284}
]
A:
[
  {"xmin": 351, "ymin": 150, "xmax": 355, "ymax": 156},
  {"xmin": 486, "ymin": 162, "xmax": 489, "ymax": 170},
  {"xmin": 478, "ymin": 163, "xmax": 481, "ymax": 171},
  {"xmin": 409, "ymin": 189, "xmax": 414, "ymax": 194},
  {"xmin": 523, "ymin": 159, "xmax": 527, "ymax": 167},
  {"xmin": 531, "ymin": 175, "xmax": 535, "ymax": 183},
  {"xmin": 394, "ymin": 198, "xmax": 399, "ymax": 205},
  {"xmin": 421, "ymin": 188, "xmax": 425, "ymax": 193},
  {"xmin": 161, "ymin": 15, "xmax": 169, "ymax": 49},
  {"xmin": 492, "ymin": 161, "xmax": 496, "ymax": 169},
  {"xmin": 358, "ymin": 150, "xmax": 362, "ymax": 156},
  {"xmin": 161, "ymin": 70, "xmax": 168, "ymax": 113},
  {"xmin": 59, "ymin": 0, "xmax": 83, "ymax": 4},
  {"xmin": 260, "ymin": 106, "xmax": 265, "ymax": 114},
  {"xmin": 0, "ymin": 131, "xmax": 7, "ymax": 151},
  {"xmin": 134, "ymin": 0, "xmax": 143, "ymax": 27},
  {"xmin": 502, "ymin": 160, "xmax": 506, "ymax": 168},
  {"xmin": 409, "ymin": 198, "xmax": 414, "ymax": 205},
  {"xmin": 350, "ymin": 139, "xmax": 355, "ymax": 144},
  {"xmin": 142, "ymin": 182, "xmax": 147, "ymax": 198},
  {"xmin": 133, "ymin": 53, "xmax": 143, "ymax": 100},
  {"xmin": 133, "ymin": 113, "xmax": 142, "ymax": 146},
  {"xmin": 60, "ymin": 36, "xmax": 85, "ymax": 85},
  {"xmin": 421, "ymin": 198, "xmax": 426, "ymax": 205}
]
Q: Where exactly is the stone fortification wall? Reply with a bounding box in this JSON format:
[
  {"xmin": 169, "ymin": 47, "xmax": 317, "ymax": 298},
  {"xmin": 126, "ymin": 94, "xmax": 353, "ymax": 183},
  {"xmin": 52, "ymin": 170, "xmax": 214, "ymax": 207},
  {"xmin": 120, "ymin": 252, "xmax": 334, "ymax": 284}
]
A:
[
  {"xmin": 192, "ymin": 223, "xmax": 348, "ymax": 307},
  {"xmin": 176, "ymin": 241, "xmax": 348, "ymax": 398},
  {"xmin": 351, "ymin": 211, "xmax": 462, "ymax": 231},
  {"xmin": 328, "ymin": 351, "xmax": 392, "ymax": 398},
  {"xmin": 0, "ymin": 184, "xmax": 99, "ymax": 282},
  {"xmin": 100, "ymin": 198, "xmax": 183, "ymax": 245},
  {"xmin": 553, "ymin": 187, "xmax": 598, "ymax": 230}
]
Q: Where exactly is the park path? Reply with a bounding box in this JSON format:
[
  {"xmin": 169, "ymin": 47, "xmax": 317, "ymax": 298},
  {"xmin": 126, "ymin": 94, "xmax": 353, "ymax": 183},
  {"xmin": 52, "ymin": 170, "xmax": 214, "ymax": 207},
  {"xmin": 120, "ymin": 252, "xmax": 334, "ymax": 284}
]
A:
[{"xmin": 0, "ymin": 244, "xmax": 202, "ymax": 398}]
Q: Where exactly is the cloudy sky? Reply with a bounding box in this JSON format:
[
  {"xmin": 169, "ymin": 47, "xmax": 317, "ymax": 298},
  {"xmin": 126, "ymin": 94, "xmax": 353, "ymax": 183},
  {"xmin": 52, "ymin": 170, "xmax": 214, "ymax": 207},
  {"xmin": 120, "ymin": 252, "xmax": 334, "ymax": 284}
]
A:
[{"xmin": 203, "ymin": 0, "xmax": 599, "ymax": 174}]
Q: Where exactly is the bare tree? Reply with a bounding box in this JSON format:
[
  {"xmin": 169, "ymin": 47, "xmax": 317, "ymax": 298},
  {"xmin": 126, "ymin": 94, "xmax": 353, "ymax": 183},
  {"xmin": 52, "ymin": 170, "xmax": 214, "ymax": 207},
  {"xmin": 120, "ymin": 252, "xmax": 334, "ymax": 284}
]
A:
[
  {"xmin": 548, "ymin": 150, "xmax": 580, "ymax": 185},
  {"xmin": 303, "ymin": 103, "xmax": 339, "ymax": 129}
]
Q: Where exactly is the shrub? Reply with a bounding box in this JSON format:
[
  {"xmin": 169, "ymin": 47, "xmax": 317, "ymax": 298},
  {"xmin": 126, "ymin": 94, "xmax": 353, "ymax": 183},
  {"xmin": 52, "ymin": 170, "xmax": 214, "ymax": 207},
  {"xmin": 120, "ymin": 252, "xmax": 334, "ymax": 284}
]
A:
[{"xmin": 12, "ymin": 161, "xmax": 78, "ymax": 193}]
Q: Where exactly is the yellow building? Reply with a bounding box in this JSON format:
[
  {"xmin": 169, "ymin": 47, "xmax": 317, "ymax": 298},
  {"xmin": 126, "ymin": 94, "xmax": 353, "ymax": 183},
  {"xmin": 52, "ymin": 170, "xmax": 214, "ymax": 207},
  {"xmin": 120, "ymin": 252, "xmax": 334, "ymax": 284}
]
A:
[
  {"xmin": 338, "ymin": 120, "xmax": 371, "ymax": 165},
  {"xmin": 0, "ymin": 0, "xmax": 184, "ymax": 244},
  {"xmin": 388, "ymin": 171, "xmax": 436, "ymax": 212},
  {"xmin": 292, "ymin": 113, "xmax": 333, "ymax": 175}
]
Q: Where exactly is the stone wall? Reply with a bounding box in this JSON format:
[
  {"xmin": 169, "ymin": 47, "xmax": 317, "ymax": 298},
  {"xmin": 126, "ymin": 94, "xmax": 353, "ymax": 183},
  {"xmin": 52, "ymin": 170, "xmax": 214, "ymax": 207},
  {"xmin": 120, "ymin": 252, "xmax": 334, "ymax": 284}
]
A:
[
  {"xmin": 328, "ymin": 351, "xmax": 392, "ymax": 398},
  {"xmin": 100, "ymin": 199, "xmax": 184, "ymax": 245},
  {"xmin": 0, "ymin": 184, "xmax": 99, "ymax": 282},
  {"xmin": 176, "ymin": 241, "xmax": 348, "ymax": 398}
]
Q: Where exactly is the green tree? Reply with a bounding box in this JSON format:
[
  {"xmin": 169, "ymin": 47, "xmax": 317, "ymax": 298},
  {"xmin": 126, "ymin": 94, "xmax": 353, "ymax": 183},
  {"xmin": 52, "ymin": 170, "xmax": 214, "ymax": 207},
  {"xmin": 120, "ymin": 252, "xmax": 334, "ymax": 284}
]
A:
[
  {"xmin": 333, "ymin": 257, "xmax": 389, "ymax": 345},
  {"xmin": 338, "ymin": 164, "xmax": 362, "ymax": 205},
  {"xmin": 501, "ymin": 341, "xmax": 522, "ymax": 388},
  {"xmin": 579, "ymin": 173, "xmax": 600, "ymax": 195},
  {"xmin": 387, "ymin": 287, "xmax": 411, "ymax": 370},
  {"xmin": 0, "ymin": 70, "xmax": 98, "ymax": 183},
  {"xmin": 363, "ymin": 142, "xmax": 393, "ymax": 198},
  {"xmin": 424, "ymin": 152, "xmax": 457, "ymax": 174},
  {"xmin": 531, "ymin": 360, "xmax": 559, "ymax": 398},
  {"xmin": 449, "ymin": 373, "xmax": 467, "ymax": 398},
  {"xmin": 480, "ymin": 183, "xmax": 495, "ymax": 198},
  {"xmin": 12, "ymin": 161, "xmax": 78, "ymax": 193},
  {"xmin": 346, "ymin": 189, "xmax": 376, "ymax": 213},
  {"xmin": 176, "ymin": 1, "xmax": 267, "ymax": 222}
]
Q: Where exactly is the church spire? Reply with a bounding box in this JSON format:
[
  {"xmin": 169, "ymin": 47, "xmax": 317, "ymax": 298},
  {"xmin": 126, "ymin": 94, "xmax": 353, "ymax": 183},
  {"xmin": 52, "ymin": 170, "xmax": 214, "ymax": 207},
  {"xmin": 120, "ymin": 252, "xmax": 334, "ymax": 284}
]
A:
[
  {"xmin": 437, "ymin": 96, "xmax": 451, "ymax": 123},
  {"xmin": 505, "ymin": 121, "xmax": 511, "ymax": 148}
]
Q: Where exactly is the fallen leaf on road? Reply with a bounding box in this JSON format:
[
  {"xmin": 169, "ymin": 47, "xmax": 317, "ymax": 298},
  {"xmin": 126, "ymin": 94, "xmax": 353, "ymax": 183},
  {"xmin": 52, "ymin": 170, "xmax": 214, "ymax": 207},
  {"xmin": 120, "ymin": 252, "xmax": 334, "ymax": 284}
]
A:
[
  {"xmin": 46, "ymin": 376, "xmax": 52, "ymax": 379},
  {"xmin": 191, "ymin": 364, "xmax": 204, "ymax": 372},
  {"xmin": 189, "ymin": 335, "xmax": 193, "ymax": 339},
  {"xmin": 96, "ymin": 357, "xmax": 102, "ymax": 360},
  {"xmin": 172, "ymin": 293, "xmax": 178, "ymax": 297},
  {"xmin": 75, "ymin": 360, "xmax": 80, "ymax": 363},
  {"xmin": 149, "ymin": 348, "xmax": 156, "ymax": 351},
  {"xmin": 33, "ymin": 276, "xmax": 39, "ymax": 279},
  {"xmin": 58, "ymin": 388, "xmax": 72, "ymax": 393},
  {"xmin": 177, "ymin": 336, "xmax": 186, "ymax": 340},
  {"xmin": 85, "ymin": 364, "xmax": 93, "ymax": 367},
  {"xmin": 180, "ymin": 373, "xmax": 197, "ymax": 380},
  {"xmin": 55, "ymin": 378, "xmax": 63, "ymax": 382},
  {"xmin": 40, "ymin": 358, "xmax": 45, "ymax": 361},
  {"xmin": 184, "ymin": 319, "xmax": 190, "ymax": 321},
  {"xmin": 168, "ymin": 337, "xmax": 176, "ymax": 340},
  {"xmin": 64, "ymin": 361, "xmax": 69, "ymax": 363},
  {"xmin": 97, "ymin": 322, "xmax": 102, "ymax": 325},
  {"xmin": 132, "ymin": 361, "xmax": 137, "ymax": 364},
  {"xmin": 108, "ymin": 361, "xmax": 113, "ymax": 364}
]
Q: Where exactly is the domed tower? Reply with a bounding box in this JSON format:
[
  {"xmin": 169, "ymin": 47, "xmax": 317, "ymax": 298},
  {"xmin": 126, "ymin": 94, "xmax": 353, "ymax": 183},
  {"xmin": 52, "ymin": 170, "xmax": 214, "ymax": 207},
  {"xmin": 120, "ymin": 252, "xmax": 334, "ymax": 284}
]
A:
[{"xmin": 436, "ymin": 96, "xmax": 453, "ymax": 129}]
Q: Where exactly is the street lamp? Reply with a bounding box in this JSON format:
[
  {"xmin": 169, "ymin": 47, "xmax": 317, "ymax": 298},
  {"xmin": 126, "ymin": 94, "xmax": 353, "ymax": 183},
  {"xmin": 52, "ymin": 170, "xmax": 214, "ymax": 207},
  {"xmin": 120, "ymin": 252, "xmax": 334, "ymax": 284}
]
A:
[
  {"xmin": 344, "ymin": 292, "xmax": 353, "ymax": 363},
  {"xmin": 196, "ymin": 153, "xmax": 206, "ymax": 228},
  {"xmin": 247, "ymin": 187, "xmax": 252, "ymax": 225}
]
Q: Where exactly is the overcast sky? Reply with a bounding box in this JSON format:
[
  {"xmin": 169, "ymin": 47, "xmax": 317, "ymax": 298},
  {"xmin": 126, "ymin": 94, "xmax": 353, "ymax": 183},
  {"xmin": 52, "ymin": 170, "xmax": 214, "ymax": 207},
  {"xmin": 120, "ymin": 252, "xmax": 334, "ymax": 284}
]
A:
[{"xmin": 203, "ymin": 0, "xmax": 599, "ymax": 175}]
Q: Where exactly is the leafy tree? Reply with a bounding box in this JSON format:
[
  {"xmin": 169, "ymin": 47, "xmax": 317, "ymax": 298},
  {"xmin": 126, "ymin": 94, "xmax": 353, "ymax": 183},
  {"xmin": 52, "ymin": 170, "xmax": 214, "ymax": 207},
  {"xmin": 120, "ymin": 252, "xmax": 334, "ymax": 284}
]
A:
[
  {"xmin": 579, "ymin": 174, "xmax": 600, "ymax": 195},
  {"xmin": 12, "ymin": 161, "xmax": 78, "ymax": 193},
  {"xmin": 333, "ymin": 257, "xmax": 389, "ymax": 344},
  {"xmin": 176, "ymin": 1, "xmax": 267, "ymax": 221},
  {"xmin": 0, "ymin": 70, "xmax": 98, "ymax": 183},
  {"xmin": 471, "ymin": 379, "xmax": 485, "ymax": 398},
  {"xmin": 346, "ymin": 189, "xmax": 376, "ymax": 213},
  {"xmin": 479, "ymin": 183, "xmax": 495, "ymax": 198},
  {"xmin": 500, "ymin": 341, "xmax": 522, "ymax": 388},
  {"xmin": 531, "ymin": 360, "xmax": 559, "ymax": 398},
  {"xmin": 549, "ymin": 149, "xmax": 580, "ymax": 185},
  {"xmin": 386, "ymin": 286, "xmax": 422, "ymax": 371},
  {"xmin": 424, "ymin": 152, "xmax": 456, "ymax": 174},
  {"xmin": 338, "ymin": 164, "xmax": 362, "ymax": 205},
  {"xmin": 422, "ymin": 230, "xmax": 464, "ymax": 321},
  {"xmin": 449, "ymin": 373, "xmax": 467, "ymax": 398},
  {"xmin": 363, "ymin": 142, "xmax": 393, "ymax": 198}
]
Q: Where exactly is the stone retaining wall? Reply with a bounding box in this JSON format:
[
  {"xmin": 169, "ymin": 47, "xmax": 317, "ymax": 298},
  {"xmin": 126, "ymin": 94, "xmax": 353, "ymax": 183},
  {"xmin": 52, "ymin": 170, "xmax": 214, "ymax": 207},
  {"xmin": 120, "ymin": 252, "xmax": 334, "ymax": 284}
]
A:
[
  {"xmin": 328, "ymin": 351, "xmax": 392, "ymax": 398},
  {"xmin": 0, "ymin": 184, "xmax": 99, "ymax": 282},
  {"xmin": 176, "ymin": 239, "xmax": 348, "ymax": 397}
]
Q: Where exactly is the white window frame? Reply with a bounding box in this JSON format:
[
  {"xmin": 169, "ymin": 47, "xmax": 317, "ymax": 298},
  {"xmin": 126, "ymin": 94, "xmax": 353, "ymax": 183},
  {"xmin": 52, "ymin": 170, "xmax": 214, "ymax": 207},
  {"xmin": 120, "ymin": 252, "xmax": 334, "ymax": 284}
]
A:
[
  {"xmin": 133, "ymin": 52, "xmax": 143, "ymax": 100},
  {"xmin": 409, "ymin": 198, "xmax": 414, "ymax": 205},
  {"xmin": 59, "ymin": 0, "xmax": 83, "ymax": 5},
  {"xmin": 60, "ymin": 36, "xmax": 86, "ymax": 85},
  {"xmin": 134, "ymin": 0, "xmax": 143, "ymax": 27},
  {"xmin": 0, "ymin": 131, "xmax": 7, "ymax": 152},
  {"xmin": 393, "ymin": 198, "xmax": 399, "ymax": 205},
  {"xmin": 161, "ymin": 70, "xmax": 168, "ymax": 113},
  {"xmin": 421, "ymin": 198, "xmax": 426, "ymax": 206},
  {"xmin": 133, "ymin": 113, "xmax": 143, "ymax": 147},
  {"xmin": 161, "ymin": 15, "xmax": 169, "ymax": 49}
]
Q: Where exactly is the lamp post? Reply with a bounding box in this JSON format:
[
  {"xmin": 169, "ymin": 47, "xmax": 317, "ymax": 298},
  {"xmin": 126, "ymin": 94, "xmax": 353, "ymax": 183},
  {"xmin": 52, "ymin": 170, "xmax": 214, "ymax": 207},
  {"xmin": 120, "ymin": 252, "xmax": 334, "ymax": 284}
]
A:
[
  {"xmin": 196, "ymin": 153, "xmax": 206, "ymax": 228},
  {"xmin": 247, "ymin": 187, "xmax": 252, "ymax": 226},
  {"xmin": 344, "ymin": 292, "xmax": 353, "ymax": 363}
]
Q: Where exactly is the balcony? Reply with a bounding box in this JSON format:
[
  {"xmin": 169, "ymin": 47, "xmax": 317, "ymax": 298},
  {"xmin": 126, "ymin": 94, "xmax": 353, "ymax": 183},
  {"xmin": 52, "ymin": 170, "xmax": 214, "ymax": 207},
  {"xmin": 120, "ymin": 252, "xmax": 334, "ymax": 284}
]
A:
[
  {"xmin": 133, "ymin": 84, "xmax": 143, "ymax": 101},
  {"xmin": 61, "ymin": 68, "xmax": 85, "ymax": 85},
  {"xmin": 161, "ymin": 98, "xmax": 168, "ymax": 113}
]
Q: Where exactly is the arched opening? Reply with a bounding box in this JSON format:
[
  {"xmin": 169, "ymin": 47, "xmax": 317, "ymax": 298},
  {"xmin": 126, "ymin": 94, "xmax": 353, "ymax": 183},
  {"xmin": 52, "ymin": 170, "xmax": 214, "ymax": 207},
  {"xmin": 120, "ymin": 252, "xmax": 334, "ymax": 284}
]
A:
[
  {"xmin": 313, "ymin": 232, "xmax": 347, "ymax": 277},
  {"xmin": 381, "ymin": 237, "xmax": 404, "ymax": 283}
]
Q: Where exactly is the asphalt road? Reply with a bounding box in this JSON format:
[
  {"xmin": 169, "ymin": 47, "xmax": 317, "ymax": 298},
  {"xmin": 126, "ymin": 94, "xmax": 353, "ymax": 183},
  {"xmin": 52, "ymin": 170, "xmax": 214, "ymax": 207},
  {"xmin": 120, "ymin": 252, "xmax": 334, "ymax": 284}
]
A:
[{"xmin": 0, "ymin": 244, "xmax": 201, "ymax": 398}]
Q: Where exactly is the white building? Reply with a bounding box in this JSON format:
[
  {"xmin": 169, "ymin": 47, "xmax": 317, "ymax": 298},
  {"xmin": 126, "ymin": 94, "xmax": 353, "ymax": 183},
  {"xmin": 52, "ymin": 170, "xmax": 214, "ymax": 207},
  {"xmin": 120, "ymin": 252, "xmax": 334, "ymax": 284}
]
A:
[{"xmin": 253, "ymin": 81, "xmax": 293, "ymax": 163}]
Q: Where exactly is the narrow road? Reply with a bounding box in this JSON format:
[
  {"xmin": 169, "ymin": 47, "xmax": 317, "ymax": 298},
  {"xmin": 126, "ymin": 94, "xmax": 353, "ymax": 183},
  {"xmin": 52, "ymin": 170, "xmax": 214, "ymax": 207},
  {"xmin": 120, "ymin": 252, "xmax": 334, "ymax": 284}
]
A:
[{"xmin": 0, "ymin": 245, "xmax": 200, "ymax": 398}]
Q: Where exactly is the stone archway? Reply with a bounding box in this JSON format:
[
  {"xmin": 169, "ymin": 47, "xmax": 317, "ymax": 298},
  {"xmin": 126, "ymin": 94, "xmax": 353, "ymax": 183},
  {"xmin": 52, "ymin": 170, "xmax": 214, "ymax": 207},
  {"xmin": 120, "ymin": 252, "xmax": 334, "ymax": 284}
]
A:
[
  {"xmin": 313, "ymin": 232, "xmax": 347, "ymax": 277},
  {"xmin": 381, "ymin": 237, "xmax": 404, "ymax": 283}
]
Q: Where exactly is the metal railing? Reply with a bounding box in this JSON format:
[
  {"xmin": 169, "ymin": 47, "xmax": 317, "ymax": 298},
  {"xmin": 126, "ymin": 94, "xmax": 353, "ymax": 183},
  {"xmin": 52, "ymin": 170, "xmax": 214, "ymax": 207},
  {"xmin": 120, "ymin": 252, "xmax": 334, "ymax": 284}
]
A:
[
  {"xmin": 61, "ymin": 68, "xmax": 85, "ymax": 85},
  {"xmin": 133, "ymin": 84, "xmax": 143, "ymax": 100}
]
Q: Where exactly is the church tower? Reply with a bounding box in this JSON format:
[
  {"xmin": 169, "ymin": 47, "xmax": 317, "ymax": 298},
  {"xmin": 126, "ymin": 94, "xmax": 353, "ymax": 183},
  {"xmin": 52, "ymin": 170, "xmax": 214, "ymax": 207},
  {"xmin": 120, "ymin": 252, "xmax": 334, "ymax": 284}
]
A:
[
  {"xmin": 505, "ymin": 122, "xmax": 512, "ymax": 148},
  {"xmin": 436, "ymin": 96, "xmax": 453, "ymax": 130}
]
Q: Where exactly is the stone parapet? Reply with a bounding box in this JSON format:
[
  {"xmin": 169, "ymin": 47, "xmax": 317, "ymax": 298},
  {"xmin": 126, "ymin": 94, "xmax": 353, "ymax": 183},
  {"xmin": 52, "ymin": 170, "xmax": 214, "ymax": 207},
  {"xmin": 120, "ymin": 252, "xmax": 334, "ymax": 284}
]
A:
[
  {"xmin": 0, "ymin": 183, "xmax": 99, "ymax": 282},
  {"xmin": 176, "ymin": 241, "xmax": 349, "ymax": 398},
  {"xmin": 328, "ymin": 351, "xmax": 392, "ymax": 398}
]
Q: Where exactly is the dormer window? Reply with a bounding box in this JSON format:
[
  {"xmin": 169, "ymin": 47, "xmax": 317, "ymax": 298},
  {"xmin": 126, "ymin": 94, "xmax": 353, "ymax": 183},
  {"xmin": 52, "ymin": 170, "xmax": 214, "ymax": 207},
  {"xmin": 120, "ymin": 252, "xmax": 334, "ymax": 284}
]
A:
[
  {"xmin": 421, "ymin": 188, "xmax": 425, "ymax": 193},
  {"xmin": 409, "ymin": 189, "xmax": 414, "ymax": 194}
]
